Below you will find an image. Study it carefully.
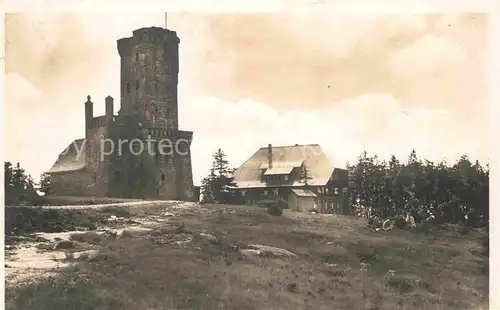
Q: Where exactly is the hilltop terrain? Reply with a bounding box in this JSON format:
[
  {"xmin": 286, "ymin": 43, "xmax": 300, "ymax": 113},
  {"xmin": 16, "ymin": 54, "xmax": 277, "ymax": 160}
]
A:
[{"xmin": 5, "ymin": 201, "xmax": 488, "ymax": 310}]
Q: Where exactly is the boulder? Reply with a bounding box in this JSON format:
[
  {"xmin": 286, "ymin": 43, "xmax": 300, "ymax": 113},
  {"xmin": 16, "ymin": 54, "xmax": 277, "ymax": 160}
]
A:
[{"xmin": 240, "ymin": 244, "xmax": 297, "ymax": 258}]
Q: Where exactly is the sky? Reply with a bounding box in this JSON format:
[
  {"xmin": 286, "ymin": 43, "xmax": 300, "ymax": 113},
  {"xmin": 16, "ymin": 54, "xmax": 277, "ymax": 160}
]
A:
[{"xmin": 4, "ymin": 12, "xmax": 489, "ymax": 185}]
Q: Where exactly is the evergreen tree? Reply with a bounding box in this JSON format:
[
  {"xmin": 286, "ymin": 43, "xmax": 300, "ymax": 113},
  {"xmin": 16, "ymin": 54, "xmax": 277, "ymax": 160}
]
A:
[
  {"xmin": 26, "ymin": 175, "xmax": 35, "ymax": 192},
  {"xmin": 201, "ymin": 149, "xmax": 238, "ymax": 204},
  {"xmin": 4, "ymin": 162, "xmax": 37, "ymax": 203},
  {"xmin": 4, "ymin": 162, "xmax": 14, "ymax": 201},
  {"xmin": 300, "ymin": 165, "xmax": 312, "ymax": 186},
  {"xmin": 39, "ymin": 173, "xmax": 52, "ymax": 195},
  {"xmin": 347, "ymin": 149, "xmax": 489, "ymax": 227},
  {"xmin": 200, "ymin": 169, "xmax": 216, "ymax": 203},
  {"xmin": 12, "ymin": 162, "xmax": 28, "ymax": 199}
]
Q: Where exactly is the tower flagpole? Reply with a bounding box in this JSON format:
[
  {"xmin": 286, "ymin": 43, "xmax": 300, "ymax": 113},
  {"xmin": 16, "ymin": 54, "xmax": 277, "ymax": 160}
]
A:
[{"xmin": 164, "ymin": 12, "xmax": 167, "ymax": 28}]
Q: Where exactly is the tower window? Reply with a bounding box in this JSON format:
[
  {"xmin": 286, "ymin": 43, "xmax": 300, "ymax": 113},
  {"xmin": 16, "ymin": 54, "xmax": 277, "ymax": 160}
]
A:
[
  {"xmin": 135, "ymin": 53, "xmax": 139, "ymax": 61},
  {"xmin": 136, "ymin": 80, "xmax": 139, "ymax": 90},
  {"xmin": 161, "ymin": 174, "xmax": 166, "ymax": 181},
  {"xmin": 154, "ymin": 82, "xmax": 157, "ymax": 91}
]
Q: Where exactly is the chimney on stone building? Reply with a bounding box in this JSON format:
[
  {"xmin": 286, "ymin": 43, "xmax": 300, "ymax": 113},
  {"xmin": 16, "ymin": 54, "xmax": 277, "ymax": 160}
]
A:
[
  {"xmin": 105, "ymin": 96, "xmax": 114, "ymax": 120},
  {"xmin": 85, "ymin": 95, "xmax": 93, "ymax": 132},
  {"xmin": 267, "ymin": 143, "xmax": 273, "ymax": 169}
]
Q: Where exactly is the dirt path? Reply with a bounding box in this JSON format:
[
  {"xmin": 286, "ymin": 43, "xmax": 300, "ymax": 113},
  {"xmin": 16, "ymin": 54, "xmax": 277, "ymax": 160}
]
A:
[{"xmin": 38, "ymin": 200, "xmax": 172, "ymax": 210}]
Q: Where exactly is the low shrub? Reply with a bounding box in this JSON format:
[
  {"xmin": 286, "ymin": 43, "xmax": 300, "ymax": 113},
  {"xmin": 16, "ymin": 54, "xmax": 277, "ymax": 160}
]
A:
[
  {"xmin": 4, "ymin": 206, "xmax": 110, "ymax": 236},
  {"xmin": 267, "ymin": 199, "xmax": 287, "ymax": 216}
]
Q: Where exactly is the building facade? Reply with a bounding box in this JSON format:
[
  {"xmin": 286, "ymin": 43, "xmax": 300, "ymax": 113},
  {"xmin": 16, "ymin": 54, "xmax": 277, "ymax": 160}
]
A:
[
  {"xmin": 47, "ymin": 27, "xmax": 195, "ymax": 201},
  {"xmin": 233, "ymin": 144, "xmax": 350, "ymax": 214}
]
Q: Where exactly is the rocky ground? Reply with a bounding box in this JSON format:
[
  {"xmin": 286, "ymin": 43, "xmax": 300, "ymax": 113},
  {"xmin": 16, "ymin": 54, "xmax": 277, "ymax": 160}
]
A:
[
  {"xmin": 4, "ymin": 201, "xmax": 489, "ymax": 310},
  {"xmin": 5, "ymin": 201, "xmax": 202, "ymax": 286}
]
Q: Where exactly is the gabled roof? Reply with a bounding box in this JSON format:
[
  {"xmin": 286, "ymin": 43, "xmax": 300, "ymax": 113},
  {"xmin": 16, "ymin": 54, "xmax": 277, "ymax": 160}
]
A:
[
  {"xmin": 233, "ymin": 144, "xmax": 335, "ymax": 188},
  {"xmin": 47, "ymin": 139, "xmax": 86, "ymax": 173}
]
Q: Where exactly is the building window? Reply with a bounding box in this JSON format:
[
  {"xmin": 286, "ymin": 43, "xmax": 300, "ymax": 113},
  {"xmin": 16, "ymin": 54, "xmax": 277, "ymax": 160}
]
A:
[
  {"xmin": 135, "ymin": 52, "xmax": 139, "ymax": 61},
  {"xmin": 334, "ymin": 188, "xmax": 340, "ymax": 196},
  {"xmin": 284, "ymin": 175, "xmax": 289, "ymax": 181},
  {"xmin": 263, "ymin": 190, "xmax": 268, "ymax": 196},
  {"xmin": 136, "ymin": 80, "xmax": 139, "ymax": 90},
  {"xmin": 161, "ymin": 174, "xmax": 166, "ymax": 181}
]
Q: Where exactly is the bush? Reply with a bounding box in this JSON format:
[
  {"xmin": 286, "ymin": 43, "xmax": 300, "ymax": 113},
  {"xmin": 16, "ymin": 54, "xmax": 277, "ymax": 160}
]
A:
[
  {"xmin": 267, "ymin": 199, "xmax": 286, "ymax": 216},
  {"xmin": 267, "ymin": 204, "xmax": 283, "ymax": 216},
  {"xmin": 25, "ymin": 195, "xmax": 52, "ymax": 206},
  {"xmin": 275, "ymin": 198, "xmax": 288, "ymax": 209},
  {"xmin": 4, "ymin": 206, "xmax": 111, "ymax": 236}
]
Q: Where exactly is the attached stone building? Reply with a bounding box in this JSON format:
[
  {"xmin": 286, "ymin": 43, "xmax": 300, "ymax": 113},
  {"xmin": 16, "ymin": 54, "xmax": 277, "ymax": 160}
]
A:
[
  {"xmin": 47, "ymin": 26, "xmax": 195, "ymax": 201},
  {"xmin": 233, "ymin": 144, "xmax": 350, "ymax": 214}
]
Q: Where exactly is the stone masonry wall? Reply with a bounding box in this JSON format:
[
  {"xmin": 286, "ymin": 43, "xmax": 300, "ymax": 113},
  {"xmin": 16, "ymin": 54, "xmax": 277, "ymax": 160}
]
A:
[
  {"xmin": 85, "ymin": 125, "xmax": 110, "ymax": 197},
  {"xmin": 176, "ymin": 142, "xmax": 195, "ymax": 201},
  {"xmin": 50, "ymin": 170, "xmax": 93, "ymax": 196}
]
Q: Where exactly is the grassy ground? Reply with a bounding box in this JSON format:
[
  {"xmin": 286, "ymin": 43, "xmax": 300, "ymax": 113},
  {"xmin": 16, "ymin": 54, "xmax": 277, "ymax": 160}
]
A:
[
  {"xmin": 42, "ymin": 196, "xmax": 145, "ymax": 205},
  {"xmin": 5, "ymin": 206, "xmax": 488, "ymax": 310},
  {"xmin": 4, "ymin": 205, "xmax": 136, "ymax": 237},
  {"xmin": 5, "ymin": 195, "xmax": 144, "ymax": 208}
]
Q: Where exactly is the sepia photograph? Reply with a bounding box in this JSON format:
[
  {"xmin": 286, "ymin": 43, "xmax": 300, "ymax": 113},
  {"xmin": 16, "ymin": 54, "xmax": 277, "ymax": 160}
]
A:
[{"xmin": 3, "ymin": 8, "xmax": 490, "ymax": 310}]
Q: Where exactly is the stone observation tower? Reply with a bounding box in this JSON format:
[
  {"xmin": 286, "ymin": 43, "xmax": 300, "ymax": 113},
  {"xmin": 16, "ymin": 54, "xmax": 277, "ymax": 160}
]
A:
[
  {"xmin": 117, "ymin": 27, "xmax": 180, "ymax": 128},
  {"xmin": 46, "ymin": 26, "xmax": 195, "ymax": 201}
]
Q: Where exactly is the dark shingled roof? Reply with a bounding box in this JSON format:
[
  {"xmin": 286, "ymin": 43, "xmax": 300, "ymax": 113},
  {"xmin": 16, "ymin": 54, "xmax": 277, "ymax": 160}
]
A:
[
  {"xmin": 233, "ymin": 144, "xmax": 335, "ymax": 188},
  {"xmin": 47, "ymin": 139, "xmax": 86, "ymax": 173}
]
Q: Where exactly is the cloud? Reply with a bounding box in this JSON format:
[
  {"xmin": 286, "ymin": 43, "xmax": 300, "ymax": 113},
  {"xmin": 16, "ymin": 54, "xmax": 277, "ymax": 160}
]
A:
[
  {"xmin": 4, "ymin": 13, "xmax": 488, "ymax": 186},
  {"xmin": 182, "ymin": 93, "xmax": 489, "ymax": 184},
  {"xmin": 391, "ymin": 34, "xmax": 467, "ymax": 77},
  {"xmin": 178, "ymin": 12, "xmax": 486, "ymax": 113}
]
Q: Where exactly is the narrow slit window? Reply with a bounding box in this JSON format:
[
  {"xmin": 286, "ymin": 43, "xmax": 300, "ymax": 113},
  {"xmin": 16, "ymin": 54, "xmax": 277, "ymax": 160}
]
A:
[
  {"xmin": 136, "ymin": 80, "xmax": 139, "ymax": 90},
  {"xmin": 161, "ymin": 174, "xmax": 166, "ymax": 181},
  {"xmin": 135, "ymin": 53, "xmax": 139, "ymax": 61}
]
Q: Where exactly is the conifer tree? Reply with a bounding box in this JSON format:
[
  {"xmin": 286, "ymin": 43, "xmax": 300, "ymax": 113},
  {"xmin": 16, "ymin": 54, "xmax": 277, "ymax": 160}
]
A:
[
  {"xmin": 200, "ymin": 149, "xmax": 238, "ymax": 204},
  {"xmin": 39, "ymin": 173, "xmax": 52, "ymax": 195}
]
